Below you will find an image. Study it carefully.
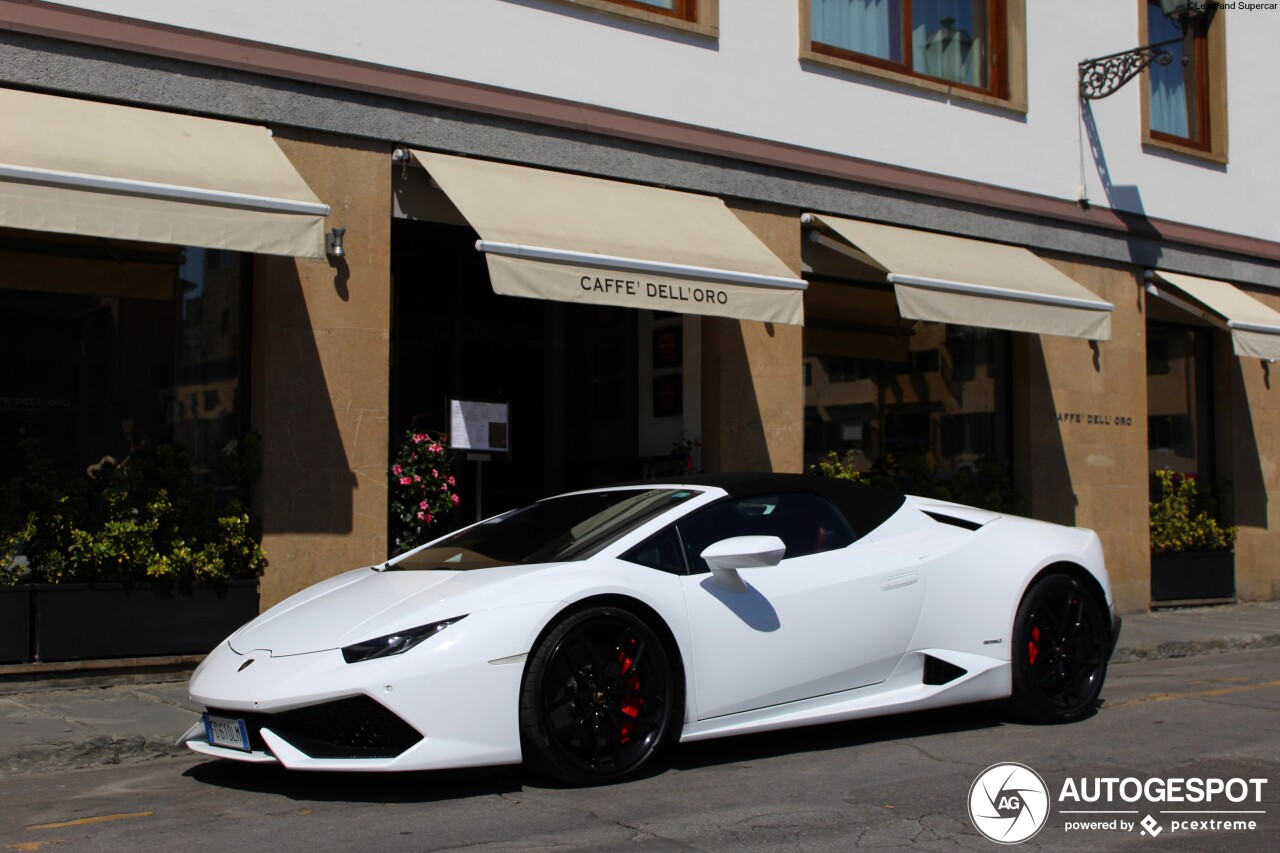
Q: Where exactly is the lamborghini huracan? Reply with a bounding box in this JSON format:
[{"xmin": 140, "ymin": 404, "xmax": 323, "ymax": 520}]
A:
[{"xmin": 182, "ymin": 473, "xmax": 1120, "ymax": 784}]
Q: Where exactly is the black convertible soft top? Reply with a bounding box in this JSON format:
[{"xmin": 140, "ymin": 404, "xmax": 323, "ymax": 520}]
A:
[{"xmin": 620, "ymin": 472, "xmax": 907, "ymax": 542}]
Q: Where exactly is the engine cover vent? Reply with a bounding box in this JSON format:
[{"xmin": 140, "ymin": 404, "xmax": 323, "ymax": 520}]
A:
[{"xmin": 922, "ymin": 510, "xmax": 983, "ymax": 531}]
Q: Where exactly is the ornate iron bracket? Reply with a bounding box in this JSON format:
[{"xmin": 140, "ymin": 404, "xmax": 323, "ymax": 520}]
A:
[{"xmin": 1078, "ymin": 37, "xmax": 1182, "ymax": 100}]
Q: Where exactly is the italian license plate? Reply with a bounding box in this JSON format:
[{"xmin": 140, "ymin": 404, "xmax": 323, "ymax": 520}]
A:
[{"xmin": 204, "ymin": 713, "xmax": 250, "ymax": 752}]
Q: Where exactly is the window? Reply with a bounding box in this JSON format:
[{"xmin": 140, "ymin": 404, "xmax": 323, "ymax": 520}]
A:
[
  {"xmin": 543, "ymin": 0, "xmax": 717, "ymax": 37},
  {"xmin": 395, "ymin": 488, "xmax": 700, "ymax": 569},
  {"xmin": 803, "ymin": 287, "xmax": 1012, "ymax": 478},
  {"xmin": 1146, "ymin": 323, "xmax": 1213, "ymax": 478},
  {"xmin": 0, "ymin": 230, "xmax": 249, "ymax": 493},
  {"xmin": 1141, "ymin": 0, "xmax": 1227, "ymax": 161},
  {"xmin": 622, "ymin": 526, "xmax": 686, "ymax": 573},
  {"xmin": 677, "ymin": 493, "xmax": 857, "ymax": 573},
  {"xmin": 802, "ymin": 0, "xmax": 1026, "ymax": 109}
]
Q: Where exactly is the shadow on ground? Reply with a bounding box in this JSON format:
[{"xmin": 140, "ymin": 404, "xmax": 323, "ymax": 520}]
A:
[
  {"xmin": 670, "ymin": 701, "xmax": 1009, "ymax": 772},
  {"xmin": 184, "ymin": 700, "xmax": 1014, "ymax": 802}
]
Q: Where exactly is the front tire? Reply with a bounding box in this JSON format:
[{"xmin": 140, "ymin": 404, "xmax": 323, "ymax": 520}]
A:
[
  {"xmin": 519, "ymin": 607, "xmax": 675, "ymax": 785},
  {"xmin": 1009, "ymin": 574, "xmax": 1108, "ymax": 723}
]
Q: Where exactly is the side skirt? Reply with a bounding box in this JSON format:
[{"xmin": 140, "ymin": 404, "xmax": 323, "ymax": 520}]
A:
[{"xmin": 679, "ymin": 650, "xmax": 1009, "ymax": 743}]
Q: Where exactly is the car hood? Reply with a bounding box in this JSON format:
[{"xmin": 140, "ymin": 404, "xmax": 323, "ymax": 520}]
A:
[{"xmin": 229, "ymin": 563, "xmax": 554, "ymax": 656}]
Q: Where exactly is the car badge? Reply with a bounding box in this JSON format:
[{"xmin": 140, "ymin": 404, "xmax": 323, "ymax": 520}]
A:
[{"xmin": 238, "ymin": 658, "xmax": 255, "ymax": 672}]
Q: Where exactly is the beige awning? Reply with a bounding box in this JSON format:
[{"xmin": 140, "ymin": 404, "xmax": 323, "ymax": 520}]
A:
[
  {"xmin": 0, "ymin": 87, "xmax": 328, "ymax": 258},
  {"xmin": 1148, "ymin": 270, "xmax": 1280, "ymax": 360},
  {"xmin": 803, "ymin": 213, "xmax": 1114, "ymax": 340},
  {"xmin": 408, "ymin": 150, "xmax": 806, "ymax": 325}
]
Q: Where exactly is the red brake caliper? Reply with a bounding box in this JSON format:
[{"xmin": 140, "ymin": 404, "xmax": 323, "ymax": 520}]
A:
[
  {"xmin": 1028, "ymin": 625, "xmax": 1040, "ymax": 665},
  {"xmin": 617, "ymin": 649, "xmax": 643, "ymax": 744}
]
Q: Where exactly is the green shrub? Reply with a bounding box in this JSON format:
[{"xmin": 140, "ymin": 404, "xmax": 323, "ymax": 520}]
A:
[
  {"xmin": 0, "ymin": 437, "xmax": 266, "ymax": 585},
  {"xmin": 811, "ymin": 450, "xmax": 867, "ymax": 482},
  {"xmin": 1149, "ymin": 468, "xmax": 1236, "ymax": 554}
]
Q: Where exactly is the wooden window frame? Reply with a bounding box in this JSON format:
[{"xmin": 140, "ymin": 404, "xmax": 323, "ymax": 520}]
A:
[
  {"xmin": 542, "ymin": 0, "xmax": 718, "ymax": 38},
  {"xmin": 1139, "ymin": 0, "xmax": 1228, "ymax": 164},
  {"xmin": 799, "ymin": 0, "xmax": 1027, "ymax": 113},
  {"xmin": 607, "ymin": 0, "xmax": 695, "ymax": 20}
]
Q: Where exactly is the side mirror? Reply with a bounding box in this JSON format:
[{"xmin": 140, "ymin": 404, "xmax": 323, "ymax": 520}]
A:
[{"xmin": 700, "ymin": 535, "xmax": 786, "ymax": 593}]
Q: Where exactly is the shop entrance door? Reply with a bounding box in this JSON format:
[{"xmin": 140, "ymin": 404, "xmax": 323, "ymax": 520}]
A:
[{"xmin": 391, "ymin": 220, "xmax": 639, "ymax": 530}]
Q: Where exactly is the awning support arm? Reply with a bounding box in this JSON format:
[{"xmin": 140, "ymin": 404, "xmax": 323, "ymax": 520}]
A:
[
  {"xmin": 889, "ymin": 274, "xmax": 1114, "ymax": 312},
  {"xmin": 805, "ymin": 229, "xmax": 888, "ymax": 272},
  {"xmin": 0, "ymin": 162, "xmax": 331, "ymax": 216},
  {"xmin": 1228, "ymin": 319, "xmax": 1280, "ymax": 335},
  {"xmin": 1145, "ymin": 278, "xmax": 1231, "ymax": 332},
  {"xmin": 475, "ymin": 240, "xmax": 809, "ymax": 291}
]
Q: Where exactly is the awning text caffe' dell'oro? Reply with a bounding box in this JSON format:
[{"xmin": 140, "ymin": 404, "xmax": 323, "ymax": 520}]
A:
[{"xmin": 578, "ymin": 275, "xmax": 730, "ymax": 306}]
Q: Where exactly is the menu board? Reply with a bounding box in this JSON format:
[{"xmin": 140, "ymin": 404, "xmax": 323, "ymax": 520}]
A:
[{"xmin": 449, "ymin": 399, "xmax": 509, "ymax": 453}]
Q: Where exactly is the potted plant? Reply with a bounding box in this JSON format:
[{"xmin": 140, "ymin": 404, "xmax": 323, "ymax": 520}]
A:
[
  {"xmin": 0, "ymin": 438, "xmax": 266, "ymax": 663},
  {"xmin": 1, "ymin": 520, "xmax": 34, "ymax": 663},
  {"xmin": 388, "ymin": 428, "xmax": 458, "ymax": 554},
  {"xmin": 1149, "ymin": 469, "xmax": 1237, "ymax": 603}
]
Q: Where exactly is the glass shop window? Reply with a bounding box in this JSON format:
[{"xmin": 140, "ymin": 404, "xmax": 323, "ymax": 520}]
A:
[
  {"xmin": 803, "ymin": 304, "xmax": 1011, "ymax": 480},
  {"xmin": 1146, "ymin": 322, "xmax": 1212, "ymax": 479},
  {"xmin": 0, "ymin": 230, "xmax": 249, "ymax": 495}
]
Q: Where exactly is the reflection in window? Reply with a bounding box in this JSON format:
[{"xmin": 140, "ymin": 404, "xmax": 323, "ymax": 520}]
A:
[
  {"xmin": 803, "ymin": 307, "xmax": 1010, "ymax": 478},
  {"xmin": 914, "ymin": 0, "xmax": 987, "ymax": 87},
  {"xmin": 1146, "ymin": 323, "xmax": 1211, "ymax": 478},
  {"xmin": 1146, "ymin": 0, "xmax": 1207, "ymax": 144},
  {"xmin": 811, "ymin": 0, "xmax": 995, "ymax": 90},
  {"xmin": 0, "ymin": 232, "xmax": 248, "ymax": 494}
]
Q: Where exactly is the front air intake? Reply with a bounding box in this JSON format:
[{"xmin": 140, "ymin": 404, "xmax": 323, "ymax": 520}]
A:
[{"xmin": 209, "ymin": 695, "xmax": 423, "ymax": 758}]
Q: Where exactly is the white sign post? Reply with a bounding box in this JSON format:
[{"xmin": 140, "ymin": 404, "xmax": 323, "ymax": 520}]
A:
[{"xmin": 448, "ymin": 399, "xmax": 510, "ymax": 521}]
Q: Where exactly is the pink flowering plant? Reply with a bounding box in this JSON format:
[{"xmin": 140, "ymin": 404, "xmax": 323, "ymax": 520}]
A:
[{"xmin": 389, "ymin": 429, "xmax": 459, "ymax": 553}]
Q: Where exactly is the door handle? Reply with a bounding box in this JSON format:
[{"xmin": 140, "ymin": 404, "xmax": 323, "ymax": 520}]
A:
[{"xmin": 880, "ymin": 571, "xmax": 919, "ymax": 590}]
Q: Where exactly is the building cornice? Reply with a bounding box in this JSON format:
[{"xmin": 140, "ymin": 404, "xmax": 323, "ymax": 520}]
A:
[{"xmin": 1, "ymin": 0, "xmax": 1276, "ymax": 263}]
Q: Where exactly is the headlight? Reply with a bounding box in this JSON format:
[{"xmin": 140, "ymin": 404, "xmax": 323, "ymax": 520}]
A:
[{"xmin": 341, "ymin": 616, "xmax": 467, "ymax": 664}]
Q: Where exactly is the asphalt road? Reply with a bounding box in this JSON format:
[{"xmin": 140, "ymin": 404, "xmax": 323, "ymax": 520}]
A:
[{"xmin": 3, "ymin": 648, "xmax": 1278, "ymax": 852}]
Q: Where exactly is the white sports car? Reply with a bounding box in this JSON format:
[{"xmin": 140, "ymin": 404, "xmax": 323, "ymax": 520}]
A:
[{"xmin": 182, "ymin": 473, "xmax": 1120, "ymax": 784}]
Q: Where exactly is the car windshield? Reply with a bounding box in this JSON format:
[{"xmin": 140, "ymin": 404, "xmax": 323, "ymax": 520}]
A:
[{"xmin": 392, "ymin": 488, "xmax": 701, "ymax": 570}]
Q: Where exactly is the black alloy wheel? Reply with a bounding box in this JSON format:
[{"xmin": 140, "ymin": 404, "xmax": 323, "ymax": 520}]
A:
[
  {"xmin": 1010, "ymin": 574, "xmax": 1108, "ymax": 723},
  {"xmin": 520, "ymin": 607, "xmax": 675, "ymax": 785}
]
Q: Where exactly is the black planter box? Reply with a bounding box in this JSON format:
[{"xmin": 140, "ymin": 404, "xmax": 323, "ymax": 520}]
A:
[
  {"xmin": 1151, "ymin": 551, "xmax": 1235, "ymax": 603},
  {"xmin": 0, "ymin": 587, "xmax": 32, "ymax": 664},
  {"xmin": 32, "ymin": 579, "xmax": 259, "ymax": 662}
]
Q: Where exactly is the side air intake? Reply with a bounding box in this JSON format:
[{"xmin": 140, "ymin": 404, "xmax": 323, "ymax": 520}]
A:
[{"xmin": 923, "ymin": 655, "xmax": 968, "ymax": 685}]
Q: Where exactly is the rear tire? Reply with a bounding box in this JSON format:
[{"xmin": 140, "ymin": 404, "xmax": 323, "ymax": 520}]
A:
[
  {"xmin": 519, "ymin": 607, "xmax": 675, "ymax": 785},
  {"xmin": 1009, "ymin": 574, "xmax": 1108, "ymax": 723}
]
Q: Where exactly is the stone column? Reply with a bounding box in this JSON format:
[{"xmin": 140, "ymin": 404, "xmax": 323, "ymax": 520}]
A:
[
  {"xmin": 1226, "ymin": 288, "xmax": 1280, "ymax": 602},
  {"xmin": 701, "ymin": 203, "xmax": 804, "ymax": 474},
  {"xmin": 251, "ymin": 131, "xmax": 391, "ymax": 609},
  {"xmin": 1016, "ymin": 258, "xmax": 1150, "ymax": 614}
]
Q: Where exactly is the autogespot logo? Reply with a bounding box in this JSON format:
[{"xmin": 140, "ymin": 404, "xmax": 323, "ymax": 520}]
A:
[{"xmin": 968, "ymin": 762, "xmax": 1051, "ymax": 844}]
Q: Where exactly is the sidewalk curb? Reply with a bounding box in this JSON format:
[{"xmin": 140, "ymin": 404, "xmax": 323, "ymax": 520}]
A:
[
  {"xmin": 1, "ymin": 735, "xmax": 190, "ymax": 778},
  {"xmin": 1111, "ymin": 632, "xmax": 1280, "ymax": 665}
]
